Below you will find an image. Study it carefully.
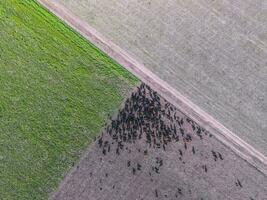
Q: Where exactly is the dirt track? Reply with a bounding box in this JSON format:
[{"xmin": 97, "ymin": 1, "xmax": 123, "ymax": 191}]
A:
[
  {"xmin": 51, "ymin": 0, "xmax": 267, "ymax": 157},
  {"xmin": 37, "ymin": 0, "xmax": 267, "ymax": 175}
]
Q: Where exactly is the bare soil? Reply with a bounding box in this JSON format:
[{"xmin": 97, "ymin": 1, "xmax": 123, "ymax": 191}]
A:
[{"xmin": 52, "ymin": 84, "xmax": 267, "ymax": 200}]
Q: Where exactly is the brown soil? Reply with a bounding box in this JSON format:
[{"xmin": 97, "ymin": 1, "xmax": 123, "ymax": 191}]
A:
[{"xmin": 51, "ymin": 84, "xmax": 267, "ymax": 200}]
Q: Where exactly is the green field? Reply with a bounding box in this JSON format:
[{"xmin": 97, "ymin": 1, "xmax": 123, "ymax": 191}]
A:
[{"xmin": 0, "ymin": 0, "xmax": 138, "ymax": 199}]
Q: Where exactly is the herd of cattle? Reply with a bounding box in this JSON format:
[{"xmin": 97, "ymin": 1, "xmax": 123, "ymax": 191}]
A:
[{"xmin": 56, "ymin": 83, "xmax": 262, "ymax": 200}]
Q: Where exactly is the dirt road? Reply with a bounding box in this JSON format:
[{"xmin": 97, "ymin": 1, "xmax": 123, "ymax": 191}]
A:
[
  {"xmin": 37, "ymin": 0, "xmax": 267, "ymax": 176},
  {"xmin": 51, "ymin": 0, "xmax": 267, "ymax": 157}
]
